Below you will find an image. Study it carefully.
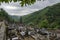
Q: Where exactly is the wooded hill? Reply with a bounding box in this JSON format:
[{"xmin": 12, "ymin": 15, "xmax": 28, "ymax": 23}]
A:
[
  {"xmin": 0, "ymin": 9, "xmax": 14, "ymax": 23},
  {"xmin": 22, "ymin": 3, "xmax": 60, "ymax": 29}
]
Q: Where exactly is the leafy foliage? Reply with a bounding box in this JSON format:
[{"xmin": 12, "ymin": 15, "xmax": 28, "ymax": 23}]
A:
[
  {"xmin": 0, "ymin": 0, "xmax": 37, "ymax": 6},
  {"xmin": 22, "ymin": 3, "xmax": 60, "ymax": 29}
]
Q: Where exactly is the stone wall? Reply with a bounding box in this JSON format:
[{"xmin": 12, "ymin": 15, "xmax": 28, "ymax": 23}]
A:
[{"xmin": 0, "ymin": 21, "xmax": 6, "ymax": 40}]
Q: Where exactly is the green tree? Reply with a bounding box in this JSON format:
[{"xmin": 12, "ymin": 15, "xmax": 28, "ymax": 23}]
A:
[
  {"xmin": 0, "ymin": 0, "xmax": 43, "ymax": 6},
  {"xmin": 38, "ymin": 19, "xmax": 49, "ymax": 28}
]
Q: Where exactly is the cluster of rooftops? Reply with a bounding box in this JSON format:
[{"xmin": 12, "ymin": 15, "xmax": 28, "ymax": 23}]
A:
[{"xmin": 7, "ymin": 23, "xmax": 58, "ymax": 40}]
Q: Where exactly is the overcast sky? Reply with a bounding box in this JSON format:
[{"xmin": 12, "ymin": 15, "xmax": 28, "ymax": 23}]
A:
[{"xmin": 0, "ymin": 0, "xmax": 60, "ymax": 16}]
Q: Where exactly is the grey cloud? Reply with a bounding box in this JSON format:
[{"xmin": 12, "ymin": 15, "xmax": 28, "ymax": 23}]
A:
[{"xmin": 0, "ymin": 0, "xmax": 60, "ymax": 16}]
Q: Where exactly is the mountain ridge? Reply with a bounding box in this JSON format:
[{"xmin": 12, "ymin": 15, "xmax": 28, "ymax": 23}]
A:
[{"xmin": 22, "ymin": 3, "xmax": 60, "ymax": 29}]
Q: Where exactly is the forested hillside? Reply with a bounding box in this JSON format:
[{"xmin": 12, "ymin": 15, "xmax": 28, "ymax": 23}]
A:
[
  {"xmin": 0, "ymin": 9, "xmax": 13, "ymax": 22},
  {"xmin": 22, "ymin": 3, "xmax": 60, "ymax": 29}
]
